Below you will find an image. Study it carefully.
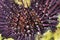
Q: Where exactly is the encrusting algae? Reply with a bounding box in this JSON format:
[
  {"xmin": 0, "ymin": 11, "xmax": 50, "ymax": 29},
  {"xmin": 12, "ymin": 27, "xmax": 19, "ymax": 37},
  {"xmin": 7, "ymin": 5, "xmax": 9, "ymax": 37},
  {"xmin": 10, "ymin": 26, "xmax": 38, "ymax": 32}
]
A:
[{"xmin": 14, "ymin": 0, "xmax": 31, "ymax": 8}]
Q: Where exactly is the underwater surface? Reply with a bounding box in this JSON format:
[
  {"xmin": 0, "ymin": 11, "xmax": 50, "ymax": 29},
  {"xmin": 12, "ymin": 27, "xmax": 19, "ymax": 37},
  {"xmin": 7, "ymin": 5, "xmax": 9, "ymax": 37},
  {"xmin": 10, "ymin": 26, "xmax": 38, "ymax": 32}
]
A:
[{"xmin": 0, "ymin": 0, "xmax": 60, "ymax": 40}]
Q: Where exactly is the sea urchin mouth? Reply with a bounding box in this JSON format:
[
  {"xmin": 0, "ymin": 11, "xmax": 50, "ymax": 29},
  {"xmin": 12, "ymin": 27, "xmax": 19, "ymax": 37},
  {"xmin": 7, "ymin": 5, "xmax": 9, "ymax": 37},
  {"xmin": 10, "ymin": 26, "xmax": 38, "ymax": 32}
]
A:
[{"xmin": 0, "ymin": 0, "xmax": 60, "ymax": 40}]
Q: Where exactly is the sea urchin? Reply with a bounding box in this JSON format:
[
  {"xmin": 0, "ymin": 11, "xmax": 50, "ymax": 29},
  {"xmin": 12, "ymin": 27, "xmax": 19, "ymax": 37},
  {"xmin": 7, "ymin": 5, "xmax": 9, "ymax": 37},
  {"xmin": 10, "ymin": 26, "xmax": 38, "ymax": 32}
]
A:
[{"xmin": 0, "ymin": 0, "xmax": 60, "ymax": 40}]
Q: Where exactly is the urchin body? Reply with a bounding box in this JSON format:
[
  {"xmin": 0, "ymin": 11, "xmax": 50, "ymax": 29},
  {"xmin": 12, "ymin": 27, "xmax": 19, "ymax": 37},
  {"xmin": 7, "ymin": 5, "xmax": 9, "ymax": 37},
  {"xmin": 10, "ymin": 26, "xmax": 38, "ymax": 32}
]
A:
[{"xmin": 0, "ymin": 0, "xmax": 60, "ymax": 40}]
